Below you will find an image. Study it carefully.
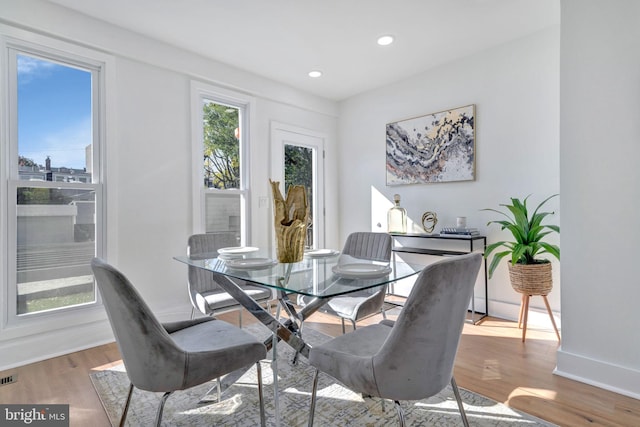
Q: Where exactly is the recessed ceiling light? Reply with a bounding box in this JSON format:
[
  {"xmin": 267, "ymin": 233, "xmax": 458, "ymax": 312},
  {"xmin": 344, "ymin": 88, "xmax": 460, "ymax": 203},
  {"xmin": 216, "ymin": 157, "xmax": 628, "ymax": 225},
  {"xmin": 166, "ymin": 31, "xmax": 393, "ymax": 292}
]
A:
[
  {"xmin": 308, "ymin": 70, "xmax": 323, "ymax": 78},
  {"xmin": 377, "ymin": 35, "xmax": 394, "ymax": 46}
]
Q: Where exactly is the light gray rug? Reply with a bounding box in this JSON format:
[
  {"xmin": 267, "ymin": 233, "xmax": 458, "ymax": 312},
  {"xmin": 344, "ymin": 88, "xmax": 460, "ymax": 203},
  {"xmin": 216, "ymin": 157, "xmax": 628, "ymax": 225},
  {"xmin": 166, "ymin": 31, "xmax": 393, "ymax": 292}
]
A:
[{"xmin": 90, "ymin": 323, "xmax": 556, "ymax": 426}]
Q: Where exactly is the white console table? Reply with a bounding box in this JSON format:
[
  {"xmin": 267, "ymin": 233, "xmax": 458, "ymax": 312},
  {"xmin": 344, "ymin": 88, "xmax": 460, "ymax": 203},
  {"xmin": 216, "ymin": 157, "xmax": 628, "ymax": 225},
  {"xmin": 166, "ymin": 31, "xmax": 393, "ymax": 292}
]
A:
[{"xmin": 390, "ymin": 233, "xmax": 488, "ymax": 324}]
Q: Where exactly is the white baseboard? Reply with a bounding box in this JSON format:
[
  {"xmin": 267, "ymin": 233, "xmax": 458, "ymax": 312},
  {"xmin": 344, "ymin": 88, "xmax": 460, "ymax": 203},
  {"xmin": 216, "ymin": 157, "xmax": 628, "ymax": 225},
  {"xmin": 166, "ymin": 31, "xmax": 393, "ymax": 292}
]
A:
[
  {"xmin": 0, "ymin": 303, "xmax": 205, "ymax": 371},
  {"xmin": 555, "ymin": 349, "xmax": 640, "ymax": 399},
  {"xmin": 0, "ymin": 320, "xmax": 114, "ymax": 371}
]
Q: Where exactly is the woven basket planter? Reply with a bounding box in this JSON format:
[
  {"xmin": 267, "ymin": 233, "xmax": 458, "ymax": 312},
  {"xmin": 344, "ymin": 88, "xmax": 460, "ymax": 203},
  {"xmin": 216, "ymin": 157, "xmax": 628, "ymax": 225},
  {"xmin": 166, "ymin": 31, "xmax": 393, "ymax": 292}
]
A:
[{"xmin": 508, "ymin": 262, "xmax": 553, "ymax": 296}]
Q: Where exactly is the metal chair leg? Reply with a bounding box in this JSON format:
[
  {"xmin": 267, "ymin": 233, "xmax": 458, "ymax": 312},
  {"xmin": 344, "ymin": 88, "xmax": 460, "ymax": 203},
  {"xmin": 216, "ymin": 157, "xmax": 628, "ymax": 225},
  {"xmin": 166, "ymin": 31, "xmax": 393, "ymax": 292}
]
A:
[
  {"xmin": 308, "ymin": 369, "xmax": 320, "ymax": 427},
  {"xmin": 155, "ymin": 391, "xmax": 173, "ymax": 427},
  {"xmin": 451, "ymin": 377, "xmax": 470, "ymax": 427},
  {"xmin": 341, "ymin": 318, "xmax": 346, "ymax": 334},
  {"xmin": 350, "ymin": 319, "xmax": 357, "ymax": 331},
  {"xmin": 394, "ymin": 400, "xmax": 406, "ymax": 427},
  {"xmin": 256, "ymin": 362, "xmax": 266, "ymax": 427},
  {"xmin": 118, "ymin": 382, "xmax": 134, "ymax": 427}
]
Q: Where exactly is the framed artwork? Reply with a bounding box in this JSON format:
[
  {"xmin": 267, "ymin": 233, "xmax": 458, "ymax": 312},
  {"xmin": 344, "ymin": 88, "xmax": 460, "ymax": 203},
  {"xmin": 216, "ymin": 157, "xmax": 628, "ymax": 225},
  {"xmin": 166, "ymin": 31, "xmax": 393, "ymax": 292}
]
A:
[{"xmin": 386, "ymin": 104, "xmax": 475, "ymax": 185}]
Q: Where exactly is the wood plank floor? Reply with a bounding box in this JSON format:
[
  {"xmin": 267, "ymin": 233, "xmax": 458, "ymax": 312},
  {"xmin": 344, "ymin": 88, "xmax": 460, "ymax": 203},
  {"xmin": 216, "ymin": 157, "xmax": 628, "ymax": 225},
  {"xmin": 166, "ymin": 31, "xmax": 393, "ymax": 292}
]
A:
[{"xmin": 1, "ymin": 309, "xmax": 638, "ymax": 426}]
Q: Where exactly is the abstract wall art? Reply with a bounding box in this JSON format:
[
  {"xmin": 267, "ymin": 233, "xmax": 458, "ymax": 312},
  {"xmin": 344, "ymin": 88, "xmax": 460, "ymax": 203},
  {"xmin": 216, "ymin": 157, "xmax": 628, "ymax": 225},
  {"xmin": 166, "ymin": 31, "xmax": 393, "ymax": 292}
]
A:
[{"xmin": 386, "ymin": 104, "xmax": 475, "ymax": 185}]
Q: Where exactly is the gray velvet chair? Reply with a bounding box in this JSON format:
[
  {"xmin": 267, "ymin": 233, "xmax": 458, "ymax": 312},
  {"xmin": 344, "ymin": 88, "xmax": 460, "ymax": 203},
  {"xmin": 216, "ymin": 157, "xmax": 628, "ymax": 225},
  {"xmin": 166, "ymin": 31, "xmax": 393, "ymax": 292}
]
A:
[
  {"xmin": 187, "ymin": 233, "xmax": 273, "ymax": 327},
  {"xmin": 307, "ymin": 252, "xmax": 482, "ymax": 427},
  {"xmin": 91, "ymin": 258, "xmax": 267, "ymax": 427},
  {"xmin": 298, "ymin": 232, "xmax": 393, "ymax": 333}
]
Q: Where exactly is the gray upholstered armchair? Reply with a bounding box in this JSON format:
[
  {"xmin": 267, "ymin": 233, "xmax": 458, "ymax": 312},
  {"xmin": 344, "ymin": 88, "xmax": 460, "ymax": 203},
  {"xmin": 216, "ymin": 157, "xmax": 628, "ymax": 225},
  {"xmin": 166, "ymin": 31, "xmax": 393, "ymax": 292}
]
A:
[
  {"xmin": 307, "ymin": 253, "xmax": 482, "ymax": 427},
  {"xmin": 187, "ymin": 233, "xmax": 273, "ymax": 326},
  {"xmin": 91, "ymin": 258, "xmax": 267, "ymax": 427},
  {"xmin": 298, "ymin": 232, "xmax": 393, "ymax": 333}
]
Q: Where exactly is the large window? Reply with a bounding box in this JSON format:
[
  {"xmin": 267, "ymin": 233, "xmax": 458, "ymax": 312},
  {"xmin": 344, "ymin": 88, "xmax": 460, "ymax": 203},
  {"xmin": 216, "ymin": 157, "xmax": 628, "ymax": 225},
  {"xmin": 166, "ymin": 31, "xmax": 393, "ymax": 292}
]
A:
[
  {"xmin": 5, "ymin": 44, "xmax": 104, "ymax": 318},
  {"xmin": 191, "ymin": 83, "xmax": 252, "ymax": 243}
]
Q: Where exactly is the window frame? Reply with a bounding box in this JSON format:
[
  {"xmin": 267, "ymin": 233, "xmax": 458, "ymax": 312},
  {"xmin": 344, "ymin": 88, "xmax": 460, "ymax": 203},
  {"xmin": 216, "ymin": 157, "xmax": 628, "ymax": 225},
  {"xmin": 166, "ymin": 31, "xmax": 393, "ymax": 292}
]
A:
[
  {"xmin": 190, "ymin": 81, "xmax": 254, "ymax": 244},
  {"xmin": 0, "ymin": 30, "xmax": 112, "ymax": 337}
]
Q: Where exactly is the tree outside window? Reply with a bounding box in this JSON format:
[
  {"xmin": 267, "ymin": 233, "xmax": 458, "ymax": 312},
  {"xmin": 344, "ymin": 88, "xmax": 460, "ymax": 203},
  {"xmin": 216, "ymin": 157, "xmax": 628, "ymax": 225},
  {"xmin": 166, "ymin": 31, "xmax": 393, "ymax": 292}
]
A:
[{"xmin": 203, "ymin": 102, "xmax": 240, "ymax": 189}]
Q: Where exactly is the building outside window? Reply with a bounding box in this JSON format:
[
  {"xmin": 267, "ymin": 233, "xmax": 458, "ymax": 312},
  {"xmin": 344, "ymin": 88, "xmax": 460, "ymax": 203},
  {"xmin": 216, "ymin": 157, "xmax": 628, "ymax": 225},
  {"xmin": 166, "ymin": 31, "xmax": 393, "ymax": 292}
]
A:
[{"xmin": 4, "ymin": 42, "xmax": 105, "ymax": 319}]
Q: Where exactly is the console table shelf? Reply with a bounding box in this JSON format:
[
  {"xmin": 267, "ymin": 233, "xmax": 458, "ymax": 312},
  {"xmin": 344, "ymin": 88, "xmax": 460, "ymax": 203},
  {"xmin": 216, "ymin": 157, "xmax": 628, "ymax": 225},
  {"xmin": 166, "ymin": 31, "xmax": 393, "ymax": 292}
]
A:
[
  {"xmin": 393, "ymin": 247, "xmax": 471, "ymax": 257},
  {"xmin": 389, "ymin": 233, "xmax": 488, "ymax": 324}
]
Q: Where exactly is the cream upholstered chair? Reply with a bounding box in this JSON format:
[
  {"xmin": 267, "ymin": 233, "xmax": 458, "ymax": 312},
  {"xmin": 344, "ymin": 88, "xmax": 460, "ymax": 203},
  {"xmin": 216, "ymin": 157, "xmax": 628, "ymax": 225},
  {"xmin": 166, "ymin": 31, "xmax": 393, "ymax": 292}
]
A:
[
  {"xmin": 308, "ymin": 253, "xmax": 482, "ymax": 427},
  {"xmin": 298, "ymin": 232, "xmax": 393, "ymax": 333},
  {"xmin": 187, "ymin": 233, "xmax": 273, "ymax": 326},
  {"xmin": 91, "ymin": 258, "xmax": 267, "ymax": 427}
]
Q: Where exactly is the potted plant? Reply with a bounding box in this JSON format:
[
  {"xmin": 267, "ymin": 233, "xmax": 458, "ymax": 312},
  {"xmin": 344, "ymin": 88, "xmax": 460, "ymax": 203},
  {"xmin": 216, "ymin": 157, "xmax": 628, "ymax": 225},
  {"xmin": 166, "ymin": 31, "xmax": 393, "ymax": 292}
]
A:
[{"xmin": 483, "ymin": 195, "xmax": 560, "ymax": 296}]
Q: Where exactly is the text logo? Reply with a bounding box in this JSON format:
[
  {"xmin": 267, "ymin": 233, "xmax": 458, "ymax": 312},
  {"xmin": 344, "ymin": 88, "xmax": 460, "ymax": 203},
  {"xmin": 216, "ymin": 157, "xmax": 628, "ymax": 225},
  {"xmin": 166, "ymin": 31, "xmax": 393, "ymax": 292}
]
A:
[{"xmin": 0, "ymin": 405, "xmax": 69, "ymax": 426}]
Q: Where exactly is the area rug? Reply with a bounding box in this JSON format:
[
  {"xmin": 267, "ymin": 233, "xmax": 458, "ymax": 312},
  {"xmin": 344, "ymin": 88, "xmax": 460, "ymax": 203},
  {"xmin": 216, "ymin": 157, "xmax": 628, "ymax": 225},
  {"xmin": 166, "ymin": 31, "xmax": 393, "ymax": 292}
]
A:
[{"xmin": 90, "ymin": 323, "xmax": 556, "ymax": 426}]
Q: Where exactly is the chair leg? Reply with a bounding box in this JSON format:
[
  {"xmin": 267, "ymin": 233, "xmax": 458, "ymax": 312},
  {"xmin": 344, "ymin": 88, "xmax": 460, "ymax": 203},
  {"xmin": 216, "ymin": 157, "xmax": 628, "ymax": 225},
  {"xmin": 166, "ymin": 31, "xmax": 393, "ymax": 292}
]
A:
[
  {"xmin": 155, "ymin": 391, "xmax": 173, "ymax": 427},
  {"xmin": 521, "ymin": 294, "xmax": 531, "ymax": 342},
  {"xmin": 350, "ymin": 319, "xmax": 357, "ymax": 331},
  {"xmin": 119, "ymin": 382, "xmax": 134, "ymax": 427},
  {"xmin": 542, "ymin": 295, "xmax": 561, "ymax": 342},
  {"xmin": 308, "ymin": 369, "xmax": 320, "ymax": 427},
  {"xmin": 256, "ymin": 362, "xmax": 266, "ymax": 427},
  {"xmin": 341, "ymin": 318, "xmax": 346, "ymax": 334},
  {"xmin": 451, "ymin": 377, "xmax": 470, "ymax": 427},
  {"xmin": 238, "ymin": 309, "xmax": 243, "ymax": 328},
  {"xmin": 393, "ymin": 400, "xmax": 406, "ymax": 427}
]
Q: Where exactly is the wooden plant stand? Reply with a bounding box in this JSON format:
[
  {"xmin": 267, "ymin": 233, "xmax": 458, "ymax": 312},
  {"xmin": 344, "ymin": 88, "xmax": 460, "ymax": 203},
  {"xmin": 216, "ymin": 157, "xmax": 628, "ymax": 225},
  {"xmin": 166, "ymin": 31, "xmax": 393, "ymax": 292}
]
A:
[{"xmin": 518, "ymin": 293, "xmax": 561, "ymax": 343}]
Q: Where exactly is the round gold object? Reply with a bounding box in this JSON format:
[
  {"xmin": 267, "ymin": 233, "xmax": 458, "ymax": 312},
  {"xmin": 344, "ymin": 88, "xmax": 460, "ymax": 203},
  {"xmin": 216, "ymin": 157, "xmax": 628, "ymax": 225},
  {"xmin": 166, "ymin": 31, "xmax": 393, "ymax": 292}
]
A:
[{"xmin": 421, "ymin": 211, "xmax": 438, "ymax": 233}]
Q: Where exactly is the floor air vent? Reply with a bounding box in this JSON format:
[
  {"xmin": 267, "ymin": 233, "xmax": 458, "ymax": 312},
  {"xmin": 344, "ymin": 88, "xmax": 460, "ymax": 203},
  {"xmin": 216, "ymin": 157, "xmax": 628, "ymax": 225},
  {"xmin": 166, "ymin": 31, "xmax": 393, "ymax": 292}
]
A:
[{"xmin": 0, "ymin": 374, "xmax": 16, "ymax": 386}]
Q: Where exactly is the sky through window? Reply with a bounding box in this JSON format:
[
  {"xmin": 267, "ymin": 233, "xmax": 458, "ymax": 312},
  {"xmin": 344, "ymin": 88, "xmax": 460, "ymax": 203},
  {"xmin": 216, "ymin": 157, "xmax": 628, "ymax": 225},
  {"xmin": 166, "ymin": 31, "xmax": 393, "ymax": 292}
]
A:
[{"xmin": 17, "ymin": 54, "xmax": 92, "ymax": 170}]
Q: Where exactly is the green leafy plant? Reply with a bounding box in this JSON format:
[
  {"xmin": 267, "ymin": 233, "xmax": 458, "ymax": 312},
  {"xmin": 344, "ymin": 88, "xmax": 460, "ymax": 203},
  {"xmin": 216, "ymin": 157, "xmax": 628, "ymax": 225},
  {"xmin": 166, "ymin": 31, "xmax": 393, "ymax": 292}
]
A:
[{"xmin": 483, "ymin": 194, "xmax": 560, "ymax": 278}]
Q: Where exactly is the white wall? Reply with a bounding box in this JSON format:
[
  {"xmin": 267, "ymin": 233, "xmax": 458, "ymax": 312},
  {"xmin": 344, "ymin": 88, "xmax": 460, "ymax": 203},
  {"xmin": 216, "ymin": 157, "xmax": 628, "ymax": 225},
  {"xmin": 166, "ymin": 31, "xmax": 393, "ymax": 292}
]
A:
[
  {"xmin": 338, "ymin": 27, "xmax": 561, "ymax": 322},
  {"xmin": 0, "ymin": 0, "xmax": 339, "ymax": 369},
  {"xmin": 557, "ymin": 0, "xmax": 640, "ymax": 398}
]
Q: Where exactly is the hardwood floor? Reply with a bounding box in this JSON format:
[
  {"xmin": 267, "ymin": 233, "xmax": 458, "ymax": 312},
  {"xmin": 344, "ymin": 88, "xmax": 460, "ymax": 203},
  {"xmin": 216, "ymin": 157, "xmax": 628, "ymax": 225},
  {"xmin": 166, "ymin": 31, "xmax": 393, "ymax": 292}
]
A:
[{"xmin": 1, "ymin": 310, "xmax": 638, "ymax": 426}]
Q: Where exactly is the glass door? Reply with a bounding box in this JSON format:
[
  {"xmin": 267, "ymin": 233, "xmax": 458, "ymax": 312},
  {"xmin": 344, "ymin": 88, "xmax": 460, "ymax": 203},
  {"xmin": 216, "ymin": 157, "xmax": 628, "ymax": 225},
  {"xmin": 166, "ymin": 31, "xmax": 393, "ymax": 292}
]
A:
[{"xmin": 271, "ymin": 123, "xmax": 325, "ymax": 249}]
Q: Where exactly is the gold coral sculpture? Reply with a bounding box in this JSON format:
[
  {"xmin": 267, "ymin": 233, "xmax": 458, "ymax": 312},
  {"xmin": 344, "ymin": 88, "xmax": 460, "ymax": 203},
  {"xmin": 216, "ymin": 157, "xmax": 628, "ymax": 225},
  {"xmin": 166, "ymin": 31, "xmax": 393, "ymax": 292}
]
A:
[{"xmin": 270, "ymin": 179, "xmax": 309, "ymax": 263}]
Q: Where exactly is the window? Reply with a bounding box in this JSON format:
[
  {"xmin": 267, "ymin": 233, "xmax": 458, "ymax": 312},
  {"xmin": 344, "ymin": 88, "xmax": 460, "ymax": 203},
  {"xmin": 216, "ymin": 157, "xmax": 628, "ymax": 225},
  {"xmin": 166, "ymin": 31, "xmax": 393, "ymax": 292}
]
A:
[
  {"xmin": 4, "ymin": 43, "xmax": 105, "ymax": 319},
  {"xmin": 191, "ymin": 82, "xmax": 252, "ymax": 244}
]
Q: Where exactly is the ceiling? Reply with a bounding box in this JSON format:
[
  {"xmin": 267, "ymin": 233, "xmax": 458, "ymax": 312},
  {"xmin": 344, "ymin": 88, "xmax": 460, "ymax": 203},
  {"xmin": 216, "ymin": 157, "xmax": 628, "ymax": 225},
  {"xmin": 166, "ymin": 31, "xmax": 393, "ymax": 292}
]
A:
[{"xmin": 46, "ymin": 0, "xmax": 559, "ymax": 101}]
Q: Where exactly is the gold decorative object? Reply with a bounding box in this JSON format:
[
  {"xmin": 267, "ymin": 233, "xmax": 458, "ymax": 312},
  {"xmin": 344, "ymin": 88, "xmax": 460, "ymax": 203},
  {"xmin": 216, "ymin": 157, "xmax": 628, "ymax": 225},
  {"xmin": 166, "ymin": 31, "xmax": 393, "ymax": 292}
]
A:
[
  {"xmin": 421, "ymin": 211, "xmax": 438, "ymax": 234},
  {"xmin": 270, "ymin": 179, "xmax": 309, "ymax": 263}
]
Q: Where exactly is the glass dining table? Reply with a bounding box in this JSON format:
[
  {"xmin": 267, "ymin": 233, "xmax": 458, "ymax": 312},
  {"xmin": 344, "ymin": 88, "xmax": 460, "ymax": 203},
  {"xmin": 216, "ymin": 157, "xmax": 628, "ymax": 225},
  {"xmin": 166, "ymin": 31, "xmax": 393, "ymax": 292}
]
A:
[{"xmin": 174, "ymin": 250, "xmax": 426, "ymax": 358}]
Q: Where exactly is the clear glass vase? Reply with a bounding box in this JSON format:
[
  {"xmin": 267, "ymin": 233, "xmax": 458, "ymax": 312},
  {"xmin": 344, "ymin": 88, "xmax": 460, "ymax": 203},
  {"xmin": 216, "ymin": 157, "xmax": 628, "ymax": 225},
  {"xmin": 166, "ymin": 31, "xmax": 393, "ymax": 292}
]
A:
[{"xmin": 388, "ymin": 194, "xmax": 407, "ymax": 234}]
